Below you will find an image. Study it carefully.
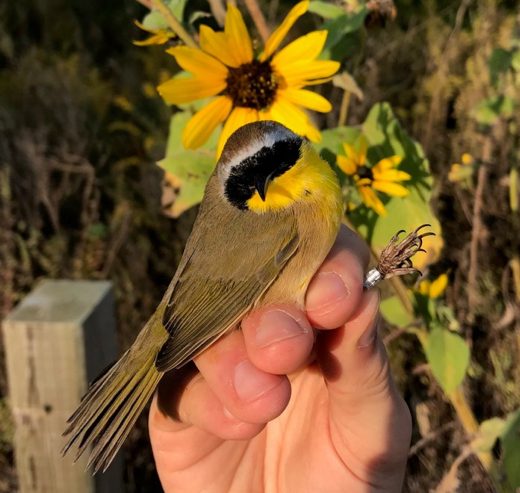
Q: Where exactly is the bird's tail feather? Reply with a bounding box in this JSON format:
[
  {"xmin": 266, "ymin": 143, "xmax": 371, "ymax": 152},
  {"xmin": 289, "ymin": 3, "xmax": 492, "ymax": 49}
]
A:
[{"xmin": 62, "ymin": 345, "xmax": 162, "ymax": 473}]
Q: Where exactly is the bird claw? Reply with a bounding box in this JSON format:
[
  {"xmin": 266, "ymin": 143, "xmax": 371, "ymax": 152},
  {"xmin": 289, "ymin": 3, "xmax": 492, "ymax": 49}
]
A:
[{"xmin": 363, "ymin": 224, "xmax": 434, "ymax": 288}]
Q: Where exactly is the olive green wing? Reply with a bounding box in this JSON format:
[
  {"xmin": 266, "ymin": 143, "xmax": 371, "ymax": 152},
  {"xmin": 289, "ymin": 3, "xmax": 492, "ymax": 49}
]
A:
[{"xmin": 155, "ymin": 208, "xmax": 299, "ymax": 372}]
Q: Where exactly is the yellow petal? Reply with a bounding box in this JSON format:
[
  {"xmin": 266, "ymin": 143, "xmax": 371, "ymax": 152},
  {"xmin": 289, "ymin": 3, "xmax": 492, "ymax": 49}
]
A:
[
  {"xmin": 373, "ymin": 168, "xmax": 411, "ymax": 182},
  {"xmin": 461, "ymin": 153, "xmax": 473, "ymax": 165},
  {"xmin": 372, "ymin": 180, "xmax": 410, "ymax": 197},
  {"xmin": 182, "ymin": 96, "xmax": 233, "ymax": 149},
  {"xmin": 268, "ymin": 98, "xmax": 319, "ymax": 141},
  {"xmin": 278, "ymin": 60, "xmax": 340, "ymax": 87},
  {"xmin": 359, "ymin": 185, "xmax": 386, "ymax": 215},
  {"xmin": 418, "ymin": 280, "xmax": 431, "ymax": 296},
  {"xmin": 337, "ymin": 155, "xmax": 357, "ymax": 175},
  {"xmin": 448, "ymin": 164, "xmax": 460, "ymax": 182},
  {"xmin": 133, "ymin": 31, "xmax": 172, "ymax": 46},
  {"xmin": 166, "ymin": 46, "xmax": 228, "ymax": 79},
  {"xmin": 301, "ymin": 76, "xmax": 336, "ymax": 86},
  {"xmin": 199, "ymin": 25, "xmax": 241, "ymax": 68},
  {"xmin": 429, "ymin": 274, "xmax": 448, "ymax": 298},
  {"xmin": 279, "ymin": 87, "xmax": 332, "ymax": 112},
  {"xmin": 261, "ymin": 1, "xmax": 309, "ymax": 60},
  {"xmin": 217, "ymin": 107, "xmax": 259, "ymax": 156},
  {"xmin": 272, "ymin": 31, "xmax": 328, "ymax": 68},
  {"xmin": 157, "ymin": 76, "xmax": 226, "ymax": 105},
  {"xmin": 225, "ymin": 4, "xmax": 253, "ymax": 65},
  {"xmin": 342, "ymin": 143, "xmax": 357, "ymax": 161},
  {"xmin": 374, "ymin": 155, "xmax": 403, "ymax": 171}
]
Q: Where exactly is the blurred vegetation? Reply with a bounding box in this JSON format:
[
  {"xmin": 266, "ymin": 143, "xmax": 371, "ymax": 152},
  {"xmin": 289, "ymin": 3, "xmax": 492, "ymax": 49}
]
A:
[{"xmin": 0, "ymin": 1, "xmax": 519, "ymax": 492}]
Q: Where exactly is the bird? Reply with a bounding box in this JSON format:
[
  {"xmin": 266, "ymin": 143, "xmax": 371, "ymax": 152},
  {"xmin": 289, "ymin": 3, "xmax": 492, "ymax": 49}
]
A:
[{"xmin": 62, "ymin": 120, "xmax": 343, "ymax": 473}]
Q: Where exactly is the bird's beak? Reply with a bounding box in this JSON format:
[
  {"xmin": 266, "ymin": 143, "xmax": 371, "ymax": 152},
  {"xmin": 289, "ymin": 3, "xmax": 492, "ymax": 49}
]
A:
[{"xmin": 255, "ymin": 173, "xmax": 274, "ymax": 202}]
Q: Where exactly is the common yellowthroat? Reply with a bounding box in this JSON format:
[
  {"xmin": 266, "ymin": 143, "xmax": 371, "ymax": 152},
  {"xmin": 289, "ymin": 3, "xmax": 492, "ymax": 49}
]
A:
[{"xmin": 63, "ymin": 120, "xmax": 343, "ymax": 472}]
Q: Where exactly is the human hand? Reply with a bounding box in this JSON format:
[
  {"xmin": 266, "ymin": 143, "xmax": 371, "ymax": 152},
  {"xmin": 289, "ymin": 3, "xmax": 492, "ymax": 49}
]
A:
[{"xmin": 149, "ymin": 225, "xmax": 412, "ymax": 493}]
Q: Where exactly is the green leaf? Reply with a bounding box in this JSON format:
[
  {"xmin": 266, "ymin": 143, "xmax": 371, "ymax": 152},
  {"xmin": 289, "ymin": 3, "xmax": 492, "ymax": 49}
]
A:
[
  {"xmin": 315, "ymin": 125, "xmax": 360, "ymax": 157},
  {"xmin": 381, "ymin": 295, "xmax": 414, "ymax": 327},
  {"xmin": 308, "ymin": 1, "xmax": 346, "ymax": 19},
  {"xmin": 142, "ymin": 0, "xmax": 187, "ymax": 30},
  {"xmin": 314, "ymin": 126, "xmax": 360, "ymax": 189},
  {"xmin": 489, "ymin": 48, "xmax": 512, "ymax": 87},
  {"xmin": 470, "ymin": 417, "xmax": 506, "ymax": 453},
  {"xmin": 512, "ymin": 49, "xmax": 520, "ymax": 72},
  {"xmin": 168, "ymin": 0, "xmax": 188, "ymax": 19},
  {"xmin": 142, "ymin": 11, "xmax": 169, "ymax": 31},
  {"xmin": 473, "ymin": 95, "xmax": 515, "ymax": 126},
  {"xmin": 423, "ymin": 328, "xmax": 470, "ymax": 394},
  {"xmin": 158, "ymin": 111, "xmax": 217, "ymax": 217},
  {"xmin": 501, "ymin": 409, "xmax": 520, "ymax": 489},
  {"xmin": 322, "ymin": 8, "xmax": 367, "ymax": 54}
]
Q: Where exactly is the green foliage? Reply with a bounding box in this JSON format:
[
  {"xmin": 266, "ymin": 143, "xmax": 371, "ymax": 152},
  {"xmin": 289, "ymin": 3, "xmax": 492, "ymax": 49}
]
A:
[
  {"xmin": 158, "ymin": 112, "xmax": 216, "ymax": 217},
  {"xmin": 423, "ymin": 328, "xmax": 470, "ymax": 395},
  {"xmin": 142, "ymin": 1, "xmax": 188, "ymax": 30},
  {"xmin": 380, "ymin": 295, "xmax": 413, "ymax": 327},
  {"xmin": 307, "ymin": 1, "xmax": 345, "ymax": 19},
  {"xmin": 471, "ymin": 416, "xmax": 506, "ymax": 454},
  {"xmin": 489, "ymin": 48, "xmax": 514, "ymax": 87},
  {"xmin": 473, "ymin": 95, "xmax": 516, "ymax": 126},
  {"xmin": 321, "ymin": 8, "xmax": 368, "ymax": 57},
  {"xmin": 502, "ymin": 409, "xmax": 520, "ymax": 490},
  {"xmin": 473, "ymin": 44, "xmax": 520, "ymax": 126}
]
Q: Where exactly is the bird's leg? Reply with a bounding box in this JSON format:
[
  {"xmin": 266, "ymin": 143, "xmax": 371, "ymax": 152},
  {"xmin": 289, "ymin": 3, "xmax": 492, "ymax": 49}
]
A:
[{"xmin": 363, "ymin": 224, "xmax": 434, "ymax": 289}]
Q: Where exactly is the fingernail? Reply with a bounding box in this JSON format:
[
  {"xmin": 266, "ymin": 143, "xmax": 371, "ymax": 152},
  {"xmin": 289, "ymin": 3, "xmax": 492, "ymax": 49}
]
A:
[
  {"xmin": 255, "ymin": 310, "xmax": 309, "ymax": 348},
  {"xmin": 357, "ymin": 309, "xmax": 380, "ymax": 348},
  {"xmin": 233, "ymin": 360, "xmax": 280, "ymax": 403},
  {"xmin": 307, "ymin": 272, "xmax": 349, "ymax": 313}
]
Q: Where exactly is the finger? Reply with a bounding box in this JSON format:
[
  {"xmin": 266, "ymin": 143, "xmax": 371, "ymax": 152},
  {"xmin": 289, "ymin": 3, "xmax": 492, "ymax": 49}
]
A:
[
  {"xmin": 194, "ymin": 330, "xmax": 292, "ymax": 424},
  {"xmin": 306, "ymin": 225, "xmax": 370, "ymax": 329},
  {"xmin": 150, "ymin": 370, "xmax": 264, "ymax": 441},
  {"xmin": 241, "ymin": 305, "xmax": 314, "ymax": 375},
  {"xmin": 318, "ymin": 289, "xmax": 412, "ymax": 479}
]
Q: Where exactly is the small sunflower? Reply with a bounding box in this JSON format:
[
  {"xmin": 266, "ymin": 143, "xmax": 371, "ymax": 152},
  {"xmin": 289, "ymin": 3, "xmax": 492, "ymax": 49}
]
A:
[
  {"xmin": 418, "ymin": 273, "xmax": 448, "ymax": 299},
  {"xmin": 448, "ymin": 152, "xmax": 475, "ymax": 183},
  {"xmin": 337, "ymin": 137, "xmax": 411, "ymax": 216},
  {"xmin": 158, "ymin": 1, "xmax": 339, "ymax": 155}
]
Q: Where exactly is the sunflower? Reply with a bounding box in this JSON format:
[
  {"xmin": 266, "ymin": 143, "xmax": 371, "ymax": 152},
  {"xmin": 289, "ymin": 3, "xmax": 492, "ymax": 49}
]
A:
[
  {"xmin": 157, "ymin": 1, "xmax": 339, "ymax": 155},
  {"xmin": 337, "ymin": 137, "xmax": 411, "ymax": 216}
]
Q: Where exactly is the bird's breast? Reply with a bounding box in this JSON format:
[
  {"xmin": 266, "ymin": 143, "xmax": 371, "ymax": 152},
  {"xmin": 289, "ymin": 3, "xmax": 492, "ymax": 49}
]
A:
[{"xmin": 260, "ymin": 192, "xmax": 343, "ymax": 308}]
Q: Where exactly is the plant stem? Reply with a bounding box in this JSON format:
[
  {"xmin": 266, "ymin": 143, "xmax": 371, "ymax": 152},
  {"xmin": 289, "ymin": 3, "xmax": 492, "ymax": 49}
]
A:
[
  {"xmin": 467, "ymin": 136, "xmax": 490, "ymax": 322},
  {"xmin": 468, "ymin": 164, "xmax": 487, "ymax": 322},
  {"xmin": 338, "ymin": 90, "xmax": 351, "ymax": 127},
  {"xmin": 242, "ymin": 0, "xmax": 271, "ymax": 42},
  {"xmin": 389, "ymin": 276, "xmax": 414, "ymax": 314},
  {"xmin": 208, "ymin": 0, "xmax": 226, "ymax": 26},
  {"xmin": 151, "ymin": 0, "xmax": 197, "ymax": 47},
  {"xmin": 449, "ymin": 387, "xmax": 497, "ymax": 478}
]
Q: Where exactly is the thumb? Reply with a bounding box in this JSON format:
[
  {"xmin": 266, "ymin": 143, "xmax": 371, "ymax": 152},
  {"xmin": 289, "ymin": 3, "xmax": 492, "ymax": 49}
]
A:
[{"xmin": 317, "ymin": 289, "xmax": 412, "ymax": 485}]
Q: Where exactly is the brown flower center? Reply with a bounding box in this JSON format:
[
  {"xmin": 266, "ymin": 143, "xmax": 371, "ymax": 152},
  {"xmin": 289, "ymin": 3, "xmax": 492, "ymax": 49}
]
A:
[
  {"xmin": 226, "ymin": 60, "xmax": 278, "ymax": 110},
  {"xmin": 357, "ymin": 166, "xmax": 374, "ymax": 182}
]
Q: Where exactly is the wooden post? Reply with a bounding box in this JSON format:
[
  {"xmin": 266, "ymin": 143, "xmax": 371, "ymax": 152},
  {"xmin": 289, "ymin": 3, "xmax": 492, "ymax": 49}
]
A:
[{"xmin": 2, "ymin": 280, "xmax": 124, "ymax": 493}]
